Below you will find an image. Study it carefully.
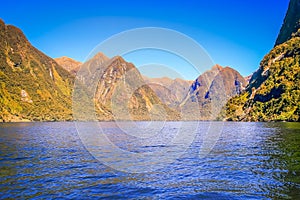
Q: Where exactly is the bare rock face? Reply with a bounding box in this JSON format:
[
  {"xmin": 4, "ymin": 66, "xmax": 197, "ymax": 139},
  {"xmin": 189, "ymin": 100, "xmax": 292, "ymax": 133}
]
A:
[
  {"xmin": 20, "ymin": 89, "xmax": 33, "ymax": 103},
  {"xmin": 244, "ymin": 75, "xmax": 252, "ymax": 84},
  {"xmin": 141, "ymin": 65, "xmax": 245, "ymax": 120},
  {"xmin": 170, "ymin": 78, "xmax": 194, "ymax": 102}
]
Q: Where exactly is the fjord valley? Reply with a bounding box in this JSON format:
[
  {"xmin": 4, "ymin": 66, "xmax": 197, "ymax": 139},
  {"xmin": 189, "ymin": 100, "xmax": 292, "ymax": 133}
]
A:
[
  {"xmin": 0, "ymin": 0, "xmax": 299, "ymax": 122},
  {"xmin": 0, "ymin": 0, "xmax": 300, "ymax": 199}
]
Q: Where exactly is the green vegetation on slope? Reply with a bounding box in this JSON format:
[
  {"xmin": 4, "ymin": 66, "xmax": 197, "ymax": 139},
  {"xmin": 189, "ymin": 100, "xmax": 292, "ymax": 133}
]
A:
[
  {"xmin": 221, "ymin": 0, "xmax": 300, "ymax": 122},
  {"xmin": 0, "ymin": 19, "xmax": 74, "ymax": 122},
  {"xmin": 221, "ymin": 32, "xmax": 300, "ymax": 121}
]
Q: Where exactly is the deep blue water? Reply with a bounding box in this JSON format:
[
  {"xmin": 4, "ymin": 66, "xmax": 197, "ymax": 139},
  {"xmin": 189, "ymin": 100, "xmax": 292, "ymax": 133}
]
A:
[{"xmin": 0, "ymin": 122, "xmax": 300, "ymax": 199}]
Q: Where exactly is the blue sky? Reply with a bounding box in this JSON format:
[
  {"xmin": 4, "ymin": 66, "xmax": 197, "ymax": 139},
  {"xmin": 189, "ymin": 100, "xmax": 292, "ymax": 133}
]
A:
[{"xmin": 1, "ymin": 0, "xmax": 289, "ymax": 80}]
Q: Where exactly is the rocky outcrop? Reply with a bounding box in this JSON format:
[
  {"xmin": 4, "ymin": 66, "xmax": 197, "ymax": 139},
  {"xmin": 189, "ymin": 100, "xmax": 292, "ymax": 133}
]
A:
[{"xmin": 244, "ymin": 75, "xmax": 252, "ymax": 84}]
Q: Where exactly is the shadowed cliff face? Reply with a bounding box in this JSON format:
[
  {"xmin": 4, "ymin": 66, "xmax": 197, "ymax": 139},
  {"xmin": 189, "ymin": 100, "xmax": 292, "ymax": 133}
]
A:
[
  {"xmin": 275, "ymin": 0, "xmax": 300, "ymax": 46},
  {"xmin": 0, "ymin": 19, "xmax": 74, "ymax": 122}
]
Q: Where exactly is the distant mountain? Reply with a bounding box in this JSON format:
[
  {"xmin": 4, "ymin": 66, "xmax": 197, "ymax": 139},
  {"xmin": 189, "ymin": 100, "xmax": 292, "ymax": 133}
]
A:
[
  {"xmin": 143, "ymin": 76, "xmax": 192, "ymax": 107},
  {"xmin": 77, "ymin": 54, "xmax": 180, "ymax": 121},
  {"xmin": 181, "ymin": 65, "xmax": 246, "ymax": 120},
  {"xmin": 221, "ymin": 0, "xmax": 300, "ymax": 122},
  {"xmin": 170, "ymin": 78, "xmax": 194, "ymax": 102},
  {"xmin": 54, "ymin": 56, "xmax": 82, "ymax": 75},
  {"xmin": 0, "ymin": 19, "xmax": 74, "ymax": 122},
  {"xmin": 142, "ymin": 65, "xmax": 246, "ymax": 120},
  {"xmin": 275, "ymin": 0, "xmax": 300, "ymax": 46}
]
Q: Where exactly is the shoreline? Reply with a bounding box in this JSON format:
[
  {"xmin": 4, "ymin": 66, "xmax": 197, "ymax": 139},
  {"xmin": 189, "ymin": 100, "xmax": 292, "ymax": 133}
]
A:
[{"xmin": 1, "ymin": 120, "xmax": 299, "ymax": 123}]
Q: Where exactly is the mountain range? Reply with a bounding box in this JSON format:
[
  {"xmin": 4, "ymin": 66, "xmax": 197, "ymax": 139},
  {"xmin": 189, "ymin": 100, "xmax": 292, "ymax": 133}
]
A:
[
  {"xmin": 0, "ymin": 0, "xmax": 299, "ymax": 122},
  {"xmin": 0, "ymin": 18, "xmax": 245, "ymax": 122},
  {"xmin": 58, "ymin": 53, "xmax": 245, "ymax": 121}
]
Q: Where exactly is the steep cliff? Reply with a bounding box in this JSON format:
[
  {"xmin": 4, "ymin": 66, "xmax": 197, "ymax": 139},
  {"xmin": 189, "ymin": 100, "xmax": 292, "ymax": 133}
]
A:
[
  {"xmin": 221, "ymin": 1, "xmax": 300, "ymax": 121},
  {"xmin": 143, "ymin": 76, "xmax": 192, "ymax": 108},
  {"xmin": 275, "ymin": 0, "xmax": 300, "ymax": 46},
  {"xmin": 221, "ymin": 34, "xmax": 300, "ymax": 121},
  {"xmin": 0, "ymin": 19, "xmax": 74, "ymax": 121}
]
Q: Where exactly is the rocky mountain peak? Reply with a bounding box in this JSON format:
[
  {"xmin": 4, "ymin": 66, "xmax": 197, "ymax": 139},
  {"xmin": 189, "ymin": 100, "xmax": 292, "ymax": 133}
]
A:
[
  {"xmin": 0, "ymin": 18, "xmax": 5, "ymax": 27},
  {"xmin": 91, "ymin": 52, "xmax": 110, "ymax": 61},
  {"xmin": 211, "ymin": 64, "xmax": 223, "ymax": 71},
  {"xmin": 54, "ymin": 56, "xmax": 82, "ymax": 75},
  {"xmin": 75, "ymin": 52, "xmax": 180, "ymax": 120}
]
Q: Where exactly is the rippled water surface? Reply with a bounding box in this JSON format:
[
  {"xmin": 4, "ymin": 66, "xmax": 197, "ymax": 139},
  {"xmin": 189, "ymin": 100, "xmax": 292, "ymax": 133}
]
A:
[{"xmin": 0, "ymin": 122, "xmax": 300, "ymax": 199}]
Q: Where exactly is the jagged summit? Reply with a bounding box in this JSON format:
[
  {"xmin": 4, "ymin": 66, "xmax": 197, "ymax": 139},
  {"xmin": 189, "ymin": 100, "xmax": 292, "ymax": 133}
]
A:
[
  {"xmin": 0, "ymin": 18, "xmax": 5, "ymax": 27},
  {"xmin": 78, "ymin": 51, "xmax": 180, "ymax": 120}
]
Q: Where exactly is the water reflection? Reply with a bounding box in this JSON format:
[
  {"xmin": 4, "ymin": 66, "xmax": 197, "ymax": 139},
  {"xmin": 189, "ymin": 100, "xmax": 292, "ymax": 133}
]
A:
[{"xmin": 262, "ymin": 122, "xmax": 300, "ymax": 199}]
